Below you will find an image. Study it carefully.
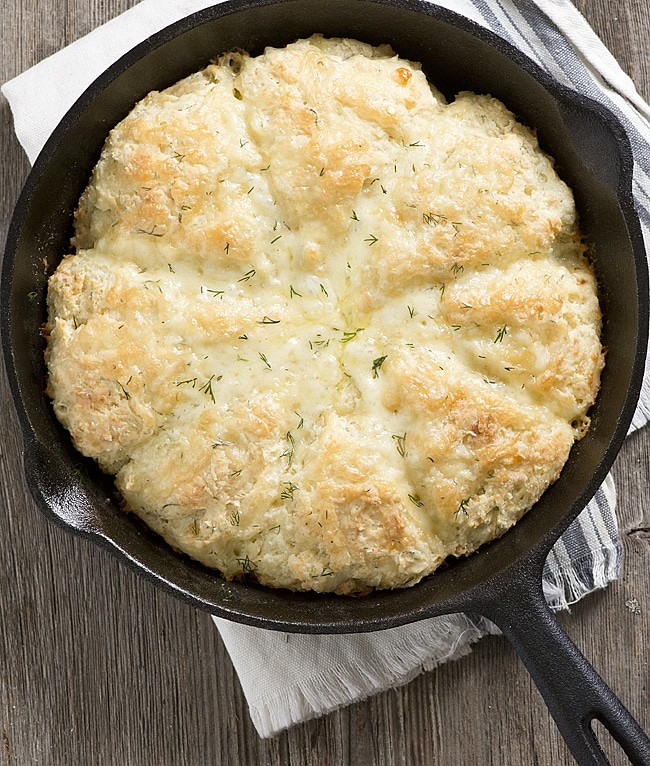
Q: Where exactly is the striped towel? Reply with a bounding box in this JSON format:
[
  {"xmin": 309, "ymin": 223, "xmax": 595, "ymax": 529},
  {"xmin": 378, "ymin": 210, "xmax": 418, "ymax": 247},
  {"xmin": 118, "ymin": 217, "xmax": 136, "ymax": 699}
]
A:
[{"xmin": 3, "ymin": 0, "xmax": 649, "ymax": 739}]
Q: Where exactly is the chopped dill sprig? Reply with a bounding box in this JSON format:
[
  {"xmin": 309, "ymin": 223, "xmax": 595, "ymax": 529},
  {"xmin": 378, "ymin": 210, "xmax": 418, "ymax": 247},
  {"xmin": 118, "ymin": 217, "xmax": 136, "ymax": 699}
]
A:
[
  {"xmin": 238, "ymin": 269, "xmax": 256, "ymax": 282},
  {"xmin": 494, "ymin": 325, "xmax": 508, "ymax": 343},
  {"xmin": 320, "ymin": 283, "xmax": 329, "ymax": 297},
  {"xmin": 308, "ymin": 338, "xmax": 331, "ymax": 350},
  {"xmin": 295, "ymin": 411, "xmax": 304, "ymax": 429},
  {"xmin": 27, "ymin": 291, "xmax": 38, "ymax": 302},
  {"xmin": 136, "ymin": 226, "xmax": 164, "ymax": 237},
  {"xmin": 199, "ymin": 375, "xmax": 216, "ymax": 403},
  {"xmin": 451, "ymin": 263, "xmax": 464, "ymax": 276},
  {"xmin": 372, "ymin": 355, "xmax": 387, "ymax": 378},
  {"xmin": 271, "ymin": 235, "xmax": 282, "ymax": 244},
  {"xmin": 422, "ymin": 212, "xmax": 447, "ymax": 226},
  {"xmin": 259, "ymin": 316, "xmax": 280, "ymax": 324},
  {"xmin": 143, "ymin": 279, "xmax": 162, "ymax": 293},
  {"xmin": 289, "ymin": 285, "xmax": 302, "ymax": 298},
  {"xmin": 224, "ymin": 243, "xmax": 230, "ymax": 254},
  {"xmin": 176, "ymin": 377, "xmax": 197, "ymax": 388},
  {"xmin": 168, "ymin": 263, "xmax": 175, "ymax": 273},
  {"xmin": 269, "ymin": 524, "xmax": 281, "ymax": 534},
  {"xmin": 364, "ymin": 234, "xmax": 379, "ymax": 246},
  {"xmin": 236, "ymin": 554, "xmax": 257, "ymax": 573},
  {"xmin": 392, "ymin": 432, "xmax": 407, "ymax": 458},
  {"xmin": 320, "ymin": 568, "xmax": 334, "ymax": 577},
  {"xmin": 205, "ymin": 288, "xmax": 224, "ymax": 298},
  {"xmin": 228, "ymin": 509, "xmax": 240, "ymax": 526},
  {"xmin": 408, "ymin": 493, "xmax": 424, "ymax": 508},
  {"xmin": 280, "ymin": 481, "xmax": 300, "ymax": 500},
  {"xmin": 116, "ymin": 379, "xmax": 131, "ymax": 400},
  {"xmin": 456, "ymin": 498, "xmax": 470, "ymax": 517},
  {"xmin": 407, "ymin": 305, "xmax": 416, "ymax": 318},
  {"xmin": 340, "ymin": 328, "xmax": 364, "ymax": 344},
  {"xmin": 259, "ymin": 352, "xmax": 272, "ymax": 369},
  {"xmin": 351, "ymin": 210, "xmax": 359, "ymax": 221},
  {"xmin": 280, "ymin": 431, "xmax": 295, "ymax": 469}
]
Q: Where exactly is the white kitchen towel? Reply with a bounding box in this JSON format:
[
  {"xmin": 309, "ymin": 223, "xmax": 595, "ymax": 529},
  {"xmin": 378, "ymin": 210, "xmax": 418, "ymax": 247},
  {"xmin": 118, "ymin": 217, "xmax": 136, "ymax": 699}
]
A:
[{"xmin": 3, "ymin": 0, "xmax": 649, "ymax": 739}]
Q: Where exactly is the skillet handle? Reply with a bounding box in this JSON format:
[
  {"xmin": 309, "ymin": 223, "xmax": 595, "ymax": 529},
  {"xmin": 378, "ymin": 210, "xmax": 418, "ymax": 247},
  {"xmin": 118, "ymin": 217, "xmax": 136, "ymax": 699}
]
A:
[{"xmin": 481, "ymin": 576, "xmax": 650, "ymax": 766}]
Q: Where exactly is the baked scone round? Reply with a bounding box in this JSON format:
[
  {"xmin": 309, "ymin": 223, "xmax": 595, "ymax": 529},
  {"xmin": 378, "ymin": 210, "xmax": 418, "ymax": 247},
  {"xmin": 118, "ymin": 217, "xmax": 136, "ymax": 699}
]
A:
[{"xmin": 46, "ymin": 36, "xmax": 603, "ymax": 594}]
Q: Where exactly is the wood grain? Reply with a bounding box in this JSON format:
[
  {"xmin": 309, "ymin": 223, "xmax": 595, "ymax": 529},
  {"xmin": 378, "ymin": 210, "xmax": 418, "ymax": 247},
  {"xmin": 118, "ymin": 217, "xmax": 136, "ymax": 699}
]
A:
[{"xmin": 1, "ymin": 2, "xmax": 648, "ymax": 764}]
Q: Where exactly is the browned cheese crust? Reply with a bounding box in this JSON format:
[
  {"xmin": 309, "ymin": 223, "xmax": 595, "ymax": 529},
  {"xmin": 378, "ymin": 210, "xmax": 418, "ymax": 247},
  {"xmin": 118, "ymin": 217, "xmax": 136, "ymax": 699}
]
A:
[{"xmin": 46, "ymin": 36, "xmax": 603, "ymax": 594}]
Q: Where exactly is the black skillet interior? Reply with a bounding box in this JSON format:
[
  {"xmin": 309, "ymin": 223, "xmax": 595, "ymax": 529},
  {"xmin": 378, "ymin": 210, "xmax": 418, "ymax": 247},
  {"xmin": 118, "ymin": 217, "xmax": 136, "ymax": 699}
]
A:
[{"xmin": 2, "ymin": 0, "xmax": 647, "ymax": 633}]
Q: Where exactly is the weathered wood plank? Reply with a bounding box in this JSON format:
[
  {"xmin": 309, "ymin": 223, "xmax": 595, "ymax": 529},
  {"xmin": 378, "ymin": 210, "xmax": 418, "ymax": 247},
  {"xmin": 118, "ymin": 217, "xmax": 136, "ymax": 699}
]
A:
[{"xmin": 1, "ymin": 2, "xmax": 648, "ymax": 764}]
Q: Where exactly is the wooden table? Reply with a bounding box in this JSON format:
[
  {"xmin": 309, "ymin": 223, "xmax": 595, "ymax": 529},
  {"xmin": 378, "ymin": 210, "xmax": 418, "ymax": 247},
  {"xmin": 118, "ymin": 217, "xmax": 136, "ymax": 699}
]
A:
[{"xmin": 1, "ymin": 2, "xmax": 648, "ymax": 764}]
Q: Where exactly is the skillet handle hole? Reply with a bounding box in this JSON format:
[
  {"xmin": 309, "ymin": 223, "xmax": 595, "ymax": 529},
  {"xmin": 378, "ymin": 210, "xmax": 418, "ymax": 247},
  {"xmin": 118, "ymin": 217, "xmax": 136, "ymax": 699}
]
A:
[{"xmin": 590, "ymin": 716, "xmax": 639, "ymax": 766}]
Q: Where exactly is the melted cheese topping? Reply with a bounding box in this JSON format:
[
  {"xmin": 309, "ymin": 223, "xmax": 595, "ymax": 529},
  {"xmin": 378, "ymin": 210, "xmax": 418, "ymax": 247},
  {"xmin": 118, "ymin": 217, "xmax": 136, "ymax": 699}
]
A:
[{"xmin": 46, "ymin": 36, "xmax": 603, "ymax": 594}]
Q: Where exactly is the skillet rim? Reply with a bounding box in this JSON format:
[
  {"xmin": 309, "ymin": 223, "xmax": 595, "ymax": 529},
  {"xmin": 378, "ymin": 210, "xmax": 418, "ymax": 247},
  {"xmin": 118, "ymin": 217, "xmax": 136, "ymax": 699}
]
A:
[{"xmin": 2, "ymin": 0, "xmax": 648, "ymax": 633}]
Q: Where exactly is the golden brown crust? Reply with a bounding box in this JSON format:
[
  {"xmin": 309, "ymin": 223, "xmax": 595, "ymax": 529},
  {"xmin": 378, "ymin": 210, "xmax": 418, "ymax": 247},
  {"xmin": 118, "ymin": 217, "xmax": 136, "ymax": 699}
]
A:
[{"xmin": 46, "ymin": 36, "xmax": 603, "ymax": 593}]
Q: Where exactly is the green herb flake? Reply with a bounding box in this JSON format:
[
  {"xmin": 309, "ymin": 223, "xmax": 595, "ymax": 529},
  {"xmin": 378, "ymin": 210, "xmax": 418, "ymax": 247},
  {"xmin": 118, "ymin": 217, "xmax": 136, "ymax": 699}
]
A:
[
  {"xmin": 340, "ymin": 328, "xmax": 364, "ymax": 344},
  {"xmin": 372, "ymin": 355, "xmax": 387, "ymax": 378},
  {"xmin": 238, "ymin": 269, "xmax": 256, "ymax": 283},
  {"xmin": 456, "ymin": 498, "xmax": 470, "ymax": 517},
  {"xmin": 280, "ymin": 481, "xmax": 300, "ymax": 500},
  {"xmin": 259, "ymin": 352, "xmax": 272, "ymax": 370},
  {"xmin": 451, "ymin": 263, "xmax": 464, "ymax": 277},
  {"xmin": 236, "ymin": 554, "xmax": 257, "ymax": 573},
  {"xmin": 408, "ymin": 493, "xmax": 424, "ymax": 508},
  {"xmin": 392, "ymin": 432, "xmax": 407, "ymax": 458},
  {"xmin": 116, "ymin": 379, "xmax": 131, "ymax": 400},
  {"xmin": 494, "ymin": 325, "xmax": 508, "ymax": 343},
  {"xmin": 422, "ymin": 212, "xmax": 447, "ymax": 227},
  {"xmin": 136, "ymin": 226, "xmax": 164, "ymax": 237},
  {"xmin": 199, "ymin": 375, "xmax": 216, "ymax": 403},
  {"xmin": 280, "ymin": 431, "xmax": 295, "ymax": 469},
  {"xmin": 364, "ymin": 234, "xmax": 379, "ymax": 246}
]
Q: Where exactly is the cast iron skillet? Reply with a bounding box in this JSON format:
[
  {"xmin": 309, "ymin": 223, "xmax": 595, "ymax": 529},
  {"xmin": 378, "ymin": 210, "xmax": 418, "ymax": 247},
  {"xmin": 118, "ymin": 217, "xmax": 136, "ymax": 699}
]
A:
[{"xmin": 2, "ymin": 0, "xmax": 649, "ymax": 763}]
